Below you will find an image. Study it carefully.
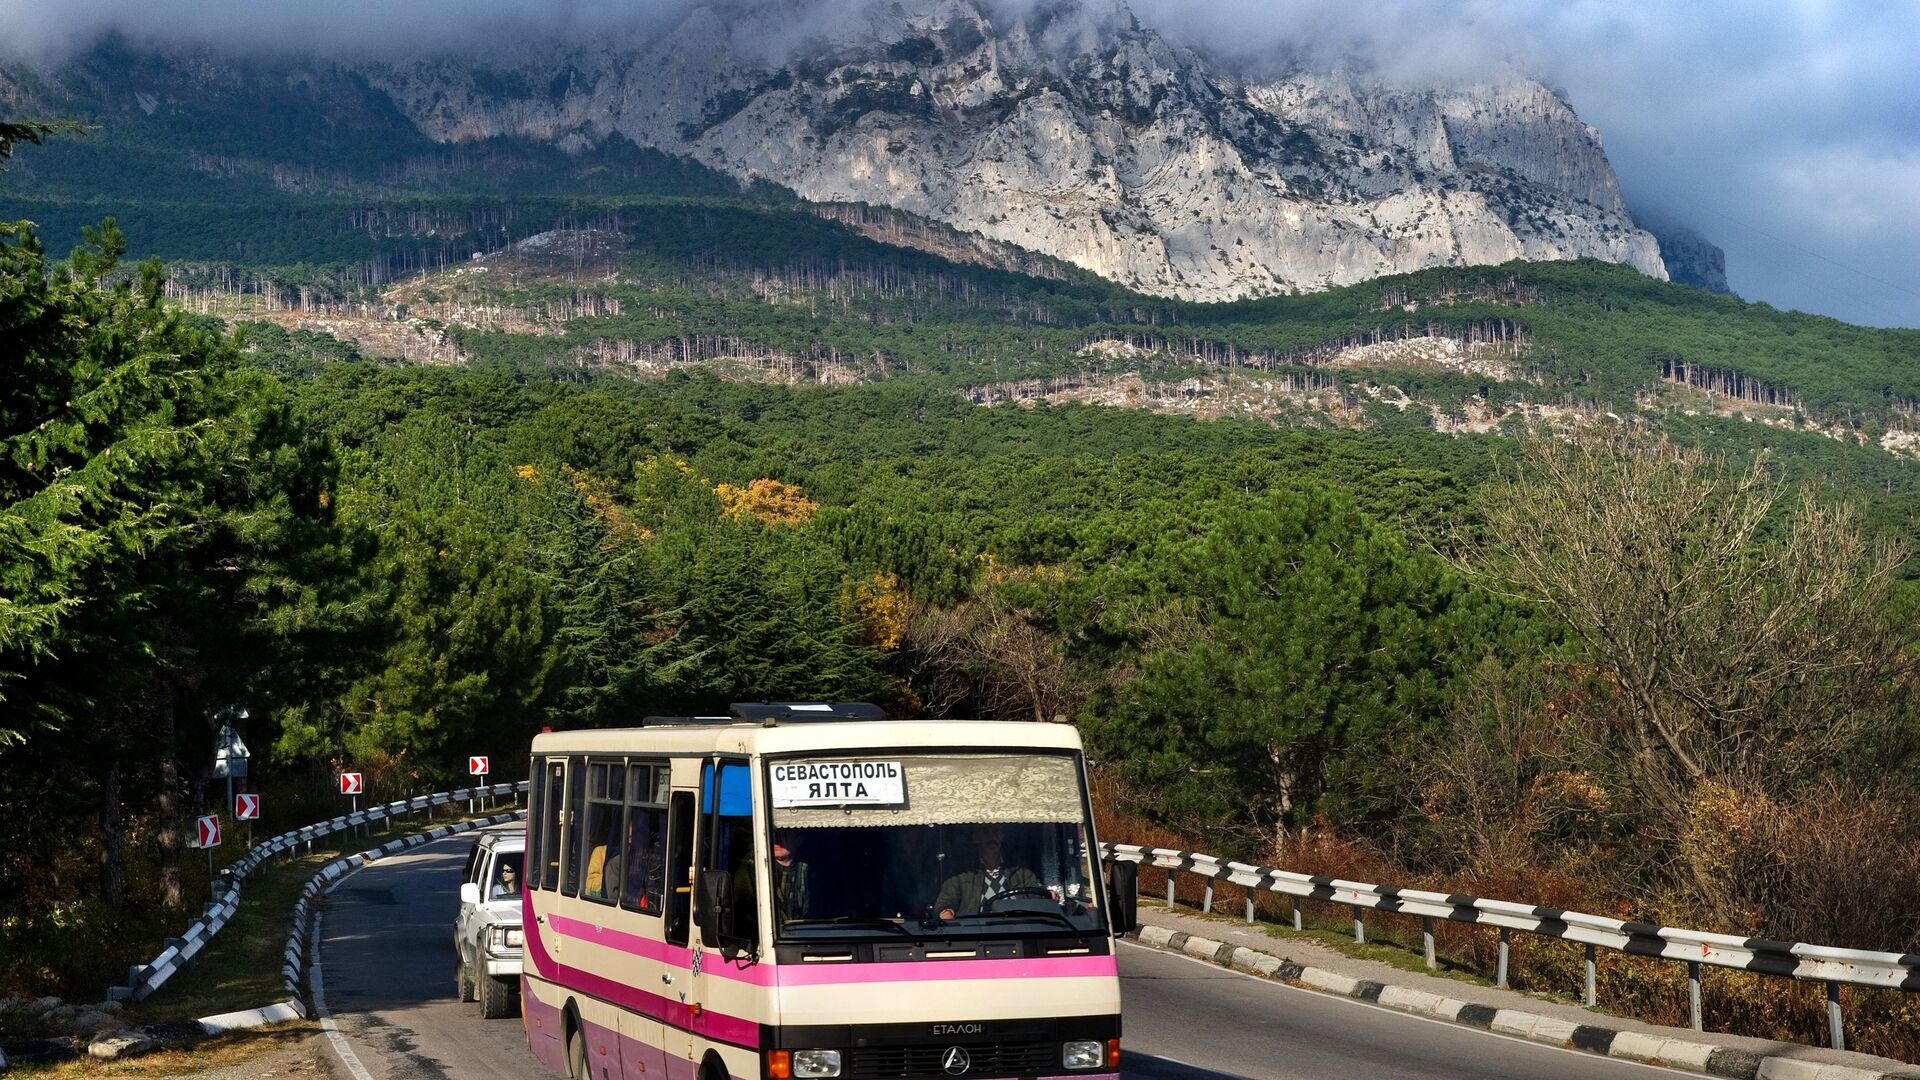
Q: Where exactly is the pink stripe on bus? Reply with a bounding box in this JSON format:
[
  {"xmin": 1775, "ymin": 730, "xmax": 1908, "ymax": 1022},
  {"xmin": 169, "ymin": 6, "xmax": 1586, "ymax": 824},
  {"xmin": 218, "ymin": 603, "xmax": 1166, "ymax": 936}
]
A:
[
  {"xmin": 545, "ymin": 911, "xmax": 1116, "ymax": 986},
  {"xmin": 774, "ymin": 954, "xmax": 1119, "ymax": 986}
]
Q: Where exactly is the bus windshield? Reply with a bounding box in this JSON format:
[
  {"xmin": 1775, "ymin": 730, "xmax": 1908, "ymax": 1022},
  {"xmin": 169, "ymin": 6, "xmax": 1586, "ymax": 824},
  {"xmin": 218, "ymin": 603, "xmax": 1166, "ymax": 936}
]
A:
[{"xmin": 767, "ymin": 753, "xmax": 1104, "ymax": 938}]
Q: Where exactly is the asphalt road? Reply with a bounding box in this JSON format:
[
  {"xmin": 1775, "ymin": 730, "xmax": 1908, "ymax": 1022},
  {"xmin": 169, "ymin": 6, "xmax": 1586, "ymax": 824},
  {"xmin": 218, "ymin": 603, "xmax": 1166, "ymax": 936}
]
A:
[{"xmin": 313, "ymin": 834, "xmax": 1686, "ymax": 1080}]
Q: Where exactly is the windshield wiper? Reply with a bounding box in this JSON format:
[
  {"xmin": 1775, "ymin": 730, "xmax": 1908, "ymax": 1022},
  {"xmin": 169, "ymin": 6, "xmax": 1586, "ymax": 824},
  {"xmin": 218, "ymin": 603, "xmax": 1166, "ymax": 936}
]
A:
[
  {"xmin": 782, "ymin": 916, "xmax": 917, "ymax": 938},
  {"xmin": 946, "ymin": 908, "xmax": 1090, "ymax": 936}
]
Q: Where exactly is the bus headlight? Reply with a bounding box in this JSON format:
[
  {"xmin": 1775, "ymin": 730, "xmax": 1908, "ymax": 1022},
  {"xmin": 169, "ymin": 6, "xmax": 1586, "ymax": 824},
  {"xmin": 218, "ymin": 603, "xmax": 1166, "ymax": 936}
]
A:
[
  {"xmin": 791, "ymin": 1049, "xmax": 841, "ymax": 1077},
  {"xmin": 1062, "ymin": 1040, "xmax": 1104, "ymax": 1069}
]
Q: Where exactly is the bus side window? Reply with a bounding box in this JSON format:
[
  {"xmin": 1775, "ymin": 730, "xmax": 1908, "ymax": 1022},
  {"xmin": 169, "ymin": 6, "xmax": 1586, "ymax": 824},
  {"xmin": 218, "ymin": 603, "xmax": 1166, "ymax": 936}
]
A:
[
  {"xmin": 525, "ymin": 756, "xmax": 543, "ymax": 891},
  {"xmin": 620, "ymin": 763, "xmax": 667, "ymax": 916},
  {"xmin": 665, "ymin": 791, "xmax": 695, "ymax": 946},
  {"xmin": 581, "ymin": 760, "xmax": 624, "ymax": 904},
  {"xmin": 562, "ymin": 758, "xmax": 587, "ymax": 896},
  {"xmin": 538, "ymin": 759, "xmax": 566, "ymax": 891}
]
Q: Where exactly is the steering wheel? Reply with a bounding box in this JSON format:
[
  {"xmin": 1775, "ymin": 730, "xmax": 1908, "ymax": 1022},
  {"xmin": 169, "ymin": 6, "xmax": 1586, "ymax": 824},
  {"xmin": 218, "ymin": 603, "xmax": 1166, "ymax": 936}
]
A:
[{"xmin": 982, "ymin": 885, "xmax": 1057, "ymax": 910}]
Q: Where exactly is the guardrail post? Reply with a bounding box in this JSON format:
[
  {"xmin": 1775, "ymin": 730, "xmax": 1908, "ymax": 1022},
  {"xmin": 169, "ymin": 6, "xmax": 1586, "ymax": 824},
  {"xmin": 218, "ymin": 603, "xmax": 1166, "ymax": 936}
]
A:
[
  {"xmin": 1422, "ymin": 916, "xmax": 1435, "ymax": 969},
  {"xmin": 1496, "ymin": 927, "xmax": 1510, "ymax": 988},
  {"xmin": 1202, "ymin": 881, "xmax": 1213, "ymax": 914},
  {"xmin": 1688, "ymin": 961, "xmax": 1703, "ymax": 1031},
  {"xmin": 1166, "ymin": 870, "xmax": 1177, "ymax": 910},
  {"xmin": 1584, "ymin": 944, "xmax": 1597, "ymax": 1007},
  {"xmin": 1245, "ymin": 892, "xmax": 1255, "ymax": 925},
  {"xmin": 1827, "ymin": 980, "xmax": 1845, "ymax": 1052},
  {"xmin": 1290, "ymin": 895, "xmax": 1302, "ymax": 932},
  {"xmin": 1352, "ymin": 906, "xmax": 1365, "ymax": 944}
]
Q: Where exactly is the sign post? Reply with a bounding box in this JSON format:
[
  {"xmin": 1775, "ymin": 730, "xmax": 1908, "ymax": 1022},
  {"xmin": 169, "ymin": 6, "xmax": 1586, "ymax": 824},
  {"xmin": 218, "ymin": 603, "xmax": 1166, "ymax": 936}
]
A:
[
  {"xmin": 340, "ymin": 772, "xmax": 363, "ymax": 834},
  {"xmin": 211, "ymin": 707, "xmax": 249, "ymax": 848},
  {"xmin": 195, "ymin": 814, "xmax": 221, "ymax": 887},
  {"xmin": 468, "ymin": 756, "xmax": 489, "ymax": 813}
]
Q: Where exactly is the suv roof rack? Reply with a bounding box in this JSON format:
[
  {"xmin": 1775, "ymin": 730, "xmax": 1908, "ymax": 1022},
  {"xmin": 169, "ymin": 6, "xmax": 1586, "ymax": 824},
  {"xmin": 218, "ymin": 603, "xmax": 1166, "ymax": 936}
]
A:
[{"xmin": 636, "ymin": 702, "xmax": 889, "ymax": 727}]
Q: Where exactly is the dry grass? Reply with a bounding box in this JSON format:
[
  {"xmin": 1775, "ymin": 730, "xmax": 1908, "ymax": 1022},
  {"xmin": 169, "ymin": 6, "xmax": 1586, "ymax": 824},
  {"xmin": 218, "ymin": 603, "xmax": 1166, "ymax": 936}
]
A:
[{"xmin": 7, "ymin": 1022, "xmax": 323, "ymax": 1078}]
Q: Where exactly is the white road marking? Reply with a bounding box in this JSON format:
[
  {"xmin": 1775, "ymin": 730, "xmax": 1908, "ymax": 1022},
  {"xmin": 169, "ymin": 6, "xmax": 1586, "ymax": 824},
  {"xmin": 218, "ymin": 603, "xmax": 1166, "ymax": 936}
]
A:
[
  {"xmin": 1119, "ymin": 939, "xmax": 1693, "ymax": 1075},
  {"xmin": 310, "ymin": 903, "xmax": 377, "ymax": 1080}
]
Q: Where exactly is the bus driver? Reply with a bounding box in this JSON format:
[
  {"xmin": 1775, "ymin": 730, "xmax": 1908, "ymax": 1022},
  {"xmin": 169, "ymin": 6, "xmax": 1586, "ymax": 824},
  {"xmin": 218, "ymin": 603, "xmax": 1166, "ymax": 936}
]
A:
[{"xmin": 935, "ymin": 824, "xmax": 1044, "ymax": 919}]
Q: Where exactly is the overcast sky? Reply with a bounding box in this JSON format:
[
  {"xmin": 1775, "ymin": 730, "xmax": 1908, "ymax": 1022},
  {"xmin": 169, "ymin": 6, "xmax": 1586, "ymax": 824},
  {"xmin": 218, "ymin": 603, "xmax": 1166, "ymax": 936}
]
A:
[{"xmin": 2, "ymin": 0, "xmax": 1916, "ymax": 327}]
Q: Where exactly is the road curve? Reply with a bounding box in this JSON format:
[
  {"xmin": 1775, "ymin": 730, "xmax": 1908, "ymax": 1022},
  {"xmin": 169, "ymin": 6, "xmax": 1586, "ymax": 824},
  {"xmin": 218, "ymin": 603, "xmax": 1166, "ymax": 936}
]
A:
[{"xmin": 311, "ymin": 833, "xmax": 1685, "ymax": 1080}]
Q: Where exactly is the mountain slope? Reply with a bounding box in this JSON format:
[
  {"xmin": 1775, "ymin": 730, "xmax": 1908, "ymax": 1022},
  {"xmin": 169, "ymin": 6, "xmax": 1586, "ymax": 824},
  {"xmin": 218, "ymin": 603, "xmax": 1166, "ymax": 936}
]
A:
[{"xmin": 357, "ymin": 0, "xmax": 1664, "ymax": 301}]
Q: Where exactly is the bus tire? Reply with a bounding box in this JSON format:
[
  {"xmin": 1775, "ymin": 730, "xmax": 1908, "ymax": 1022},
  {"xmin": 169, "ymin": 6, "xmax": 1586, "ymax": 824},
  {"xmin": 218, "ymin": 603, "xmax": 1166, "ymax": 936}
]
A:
[
  {"xmin": 567, "ymin": 1026, "xmax": 589, "ymax": 1080},
  {"xmin": 700, "ymin": 1052, "xmax": 728, "ymax": 1080},
  {"xmin": 479, "ymin": 969, "xmax": 516, "ymax": 1019}
]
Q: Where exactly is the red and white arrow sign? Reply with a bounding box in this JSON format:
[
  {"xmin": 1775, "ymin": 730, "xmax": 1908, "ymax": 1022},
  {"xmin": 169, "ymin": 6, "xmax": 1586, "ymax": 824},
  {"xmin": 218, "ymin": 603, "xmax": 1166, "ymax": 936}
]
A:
[
  {"xmin": 468, "ymin": 756, "xmax": 489, "ymax": 776},
  {"xmin": 235, "ymin": 793, "xmax": 261, "ymax": 820},
  {"xmin": 339, "ymin": 772, "xmax": 363, "ymax": 795},
  {"xmin": 196, "ymin": 814, "xmax": 221, "ymax": 849}
]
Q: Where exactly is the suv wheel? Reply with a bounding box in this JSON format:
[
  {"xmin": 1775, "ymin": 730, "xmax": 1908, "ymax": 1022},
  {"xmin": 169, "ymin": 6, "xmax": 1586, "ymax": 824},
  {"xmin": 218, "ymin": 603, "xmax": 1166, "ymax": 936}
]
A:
[
  {"xmin": 456, "ymin": 953, "xmax": 475, "ymax": 1003},
  {"xmin": 478, "ymin": 965, "xmax": 516, "ymax": 1019}
]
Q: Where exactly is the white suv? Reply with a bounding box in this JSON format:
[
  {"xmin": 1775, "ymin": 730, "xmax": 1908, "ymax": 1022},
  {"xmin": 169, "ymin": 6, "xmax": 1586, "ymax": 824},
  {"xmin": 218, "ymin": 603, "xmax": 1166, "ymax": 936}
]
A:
[{"xmin": 455, "ymin": 830, "xmax": 524, "ymax": 1019}]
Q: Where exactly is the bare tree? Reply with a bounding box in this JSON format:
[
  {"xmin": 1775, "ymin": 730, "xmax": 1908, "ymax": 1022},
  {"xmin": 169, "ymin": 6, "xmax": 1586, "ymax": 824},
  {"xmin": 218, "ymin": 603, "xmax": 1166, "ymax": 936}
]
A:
[{"xmin": 1461, "ymin": 436, "xmax": 1912, "ymax": 812}]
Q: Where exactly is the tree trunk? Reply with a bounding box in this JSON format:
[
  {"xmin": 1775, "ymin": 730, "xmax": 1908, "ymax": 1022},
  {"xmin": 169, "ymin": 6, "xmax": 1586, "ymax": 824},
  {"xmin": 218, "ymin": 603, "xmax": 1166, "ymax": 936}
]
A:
[
  {"xmin": 99, "ymin": 762, "xmax": 125, "ymax": 908},
  {"xmin": 156, "ymin": 701, "xmax": 183, "ymax": 912}
]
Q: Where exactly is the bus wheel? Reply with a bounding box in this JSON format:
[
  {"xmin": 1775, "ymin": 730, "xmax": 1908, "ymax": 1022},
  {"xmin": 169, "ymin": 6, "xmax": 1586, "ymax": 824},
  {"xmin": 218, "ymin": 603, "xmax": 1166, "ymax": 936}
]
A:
[
  {"xmin": 700, "ymin": 1052, "xmax": 728, "ymax": 1080},
  {"xmin": 567, "ymin": 1027, "xmax": 589, "ymax": 1080}
]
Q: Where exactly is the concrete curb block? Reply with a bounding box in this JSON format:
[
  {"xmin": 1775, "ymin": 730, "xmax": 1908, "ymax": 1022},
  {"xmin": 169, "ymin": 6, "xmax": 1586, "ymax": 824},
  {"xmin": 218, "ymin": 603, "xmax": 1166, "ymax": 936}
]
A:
[
  {"xmin": 197, "ymin": 1000, "xmax": 304, "ymax": 1034},
  {"xmin": 1125, "ymin": 930, "xmax": 1920, "ymax": 1080}
]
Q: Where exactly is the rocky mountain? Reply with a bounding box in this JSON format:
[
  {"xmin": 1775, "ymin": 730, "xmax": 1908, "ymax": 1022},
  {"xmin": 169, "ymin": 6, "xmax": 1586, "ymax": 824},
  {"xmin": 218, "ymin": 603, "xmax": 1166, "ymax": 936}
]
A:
[
  {"xmin": 6, "ymin": 0, "xmax": 1667, "ymax": 302},
  {"xmin": 1634, "ymin": 210, "xmax": 1731, "ymax": 294},
  {"xmin": 356, "ymin": 0, "xmax": 1665, "ymax": 301}
]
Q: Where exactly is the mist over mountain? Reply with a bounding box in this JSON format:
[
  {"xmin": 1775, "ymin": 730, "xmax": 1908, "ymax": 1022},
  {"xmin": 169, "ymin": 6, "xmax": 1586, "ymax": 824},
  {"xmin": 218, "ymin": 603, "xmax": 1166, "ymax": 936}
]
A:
[{"xmin": 1, "ymin": 0, "xmax": 1679, "ymax": 301}]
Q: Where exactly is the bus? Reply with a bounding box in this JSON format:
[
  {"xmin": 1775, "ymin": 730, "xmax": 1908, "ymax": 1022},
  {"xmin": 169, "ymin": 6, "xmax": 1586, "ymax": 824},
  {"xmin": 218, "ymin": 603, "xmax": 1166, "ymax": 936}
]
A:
[{"xmin": 521, "ymin": 702, "xmax": 1139, "ymax": 1080}]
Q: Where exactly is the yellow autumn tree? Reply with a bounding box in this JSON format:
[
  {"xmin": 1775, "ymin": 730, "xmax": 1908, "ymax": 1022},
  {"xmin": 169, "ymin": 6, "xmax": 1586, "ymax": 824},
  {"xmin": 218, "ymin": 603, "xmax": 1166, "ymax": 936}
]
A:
[
  {"xmin": 714, "ymin": 478, "xmax": 818, "ymax": 526},
  {"xmin": 843, "ymin": 571, "xmax": 910, "ymax": 650}
]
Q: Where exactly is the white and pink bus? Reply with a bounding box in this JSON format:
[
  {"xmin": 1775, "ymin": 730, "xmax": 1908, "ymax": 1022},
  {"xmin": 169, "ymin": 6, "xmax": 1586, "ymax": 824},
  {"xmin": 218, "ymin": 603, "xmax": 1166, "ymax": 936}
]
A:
[{"xmin": 522, "ymin": 702, "xmax": 1138, "ymax": 1080}]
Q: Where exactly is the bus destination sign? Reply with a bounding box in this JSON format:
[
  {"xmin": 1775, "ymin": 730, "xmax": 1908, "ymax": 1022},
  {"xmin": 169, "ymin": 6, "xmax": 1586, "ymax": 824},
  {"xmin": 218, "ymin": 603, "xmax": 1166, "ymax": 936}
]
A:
[{"xmin": 770, "ymin": 760, "xmax": 906, "ymax": 807}]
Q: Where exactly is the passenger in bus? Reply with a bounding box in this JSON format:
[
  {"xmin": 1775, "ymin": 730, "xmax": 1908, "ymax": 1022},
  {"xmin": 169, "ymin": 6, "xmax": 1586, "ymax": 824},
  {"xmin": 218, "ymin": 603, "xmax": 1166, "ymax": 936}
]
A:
[
  {"xmin": 771, "ymin": 839, "xmax": 810, "ymax": 920},
  {"xmin": 935, "ymin": 824, "xmax": 1043, "ymax": 919},
  {"xmin": 601, "ymin": 816, "xmax": 657, "ymax": 909}
]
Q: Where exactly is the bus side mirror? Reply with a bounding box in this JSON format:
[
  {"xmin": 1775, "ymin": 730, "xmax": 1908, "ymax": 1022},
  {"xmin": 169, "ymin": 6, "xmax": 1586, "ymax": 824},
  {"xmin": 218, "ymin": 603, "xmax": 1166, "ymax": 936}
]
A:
[
  {"xmin": 696, "ymin": 870, "xmax": 731, "ymax": 944},
  {"xmin": 1107, "ymin": 861, "xmax": 1138, "ymax": 935}
]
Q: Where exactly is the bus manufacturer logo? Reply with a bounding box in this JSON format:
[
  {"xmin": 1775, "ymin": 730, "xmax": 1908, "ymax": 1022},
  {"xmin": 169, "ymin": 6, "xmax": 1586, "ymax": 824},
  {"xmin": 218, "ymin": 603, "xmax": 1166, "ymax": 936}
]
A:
[
  {"xmin": 941, "ymin": 1047, "xmax": 971, "ymax": 1075},
  {"xmin": 932, "ymin": 1023, "xmax": 983, "ymax": 1036}
]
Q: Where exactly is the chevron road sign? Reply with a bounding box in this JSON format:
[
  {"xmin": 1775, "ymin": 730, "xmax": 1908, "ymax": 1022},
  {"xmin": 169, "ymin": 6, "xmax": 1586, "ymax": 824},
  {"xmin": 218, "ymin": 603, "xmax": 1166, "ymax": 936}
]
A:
[
  {"xmin": 235, "ymin": 793, "xmax": 261, "ymax": 820},
  {"xmin": 339, "ymin": 772, "xmax": 363, "ymax": 796},
  {"xmin": 195, "ymin": 814, "xmax": 221, "ymax": 848}
]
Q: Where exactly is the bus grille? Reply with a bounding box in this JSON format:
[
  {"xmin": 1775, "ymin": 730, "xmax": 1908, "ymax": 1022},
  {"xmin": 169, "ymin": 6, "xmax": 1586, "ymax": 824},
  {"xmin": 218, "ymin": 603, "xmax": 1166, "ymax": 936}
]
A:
[{"xmin": 849, "ymin": 1041, "xmax": 1058, "ymax": 1078}]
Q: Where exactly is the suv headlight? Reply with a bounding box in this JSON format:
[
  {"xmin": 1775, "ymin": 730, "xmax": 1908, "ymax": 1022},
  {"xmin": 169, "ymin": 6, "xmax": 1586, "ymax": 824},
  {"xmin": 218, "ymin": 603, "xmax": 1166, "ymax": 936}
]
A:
[
  {"xmin": 490, "ymin": 925, "xmax": 524, "ymax": 950},
  {"xmin": 1062, "ymin": 1040, "xmax": 1104, "ymax": 1069},
  {"xmin": 792, "ymin": 1049, "xmax": 841, "ymax": 1077}
]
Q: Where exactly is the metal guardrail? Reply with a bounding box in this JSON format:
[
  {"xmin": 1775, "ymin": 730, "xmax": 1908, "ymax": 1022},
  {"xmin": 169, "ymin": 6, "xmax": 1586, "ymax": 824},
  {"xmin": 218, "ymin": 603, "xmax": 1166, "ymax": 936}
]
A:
[
  {"xmin": 1101, "ymin": 843, "xmax": 1920, "ymax": 1054},
  {"xmin": 108, "ymin": 781, "xmax": 528, "ymax": 1003}
]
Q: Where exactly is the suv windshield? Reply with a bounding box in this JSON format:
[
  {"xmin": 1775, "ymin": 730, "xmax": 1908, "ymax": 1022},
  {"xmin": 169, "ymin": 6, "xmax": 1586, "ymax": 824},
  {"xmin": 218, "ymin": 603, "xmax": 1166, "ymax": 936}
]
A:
[{"xmin": 768, "ymin": 753, "xmax": 1104, "ymax": 939}]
